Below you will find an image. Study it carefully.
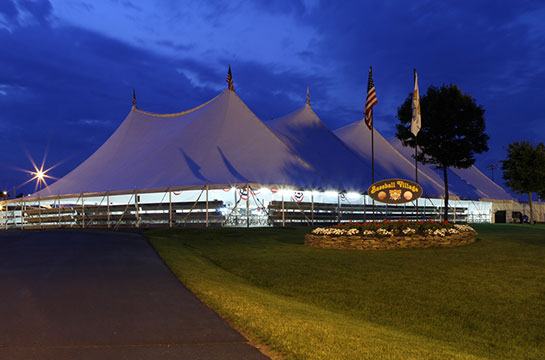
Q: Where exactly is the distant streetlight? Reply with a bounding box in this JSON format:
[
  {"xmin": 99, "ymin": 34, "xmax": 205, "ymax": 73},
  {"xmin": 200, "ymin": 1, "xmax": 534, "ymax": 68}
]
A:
[{"xmin": 17, "ymin": 153, "xmax": 59, "ymax": 192}]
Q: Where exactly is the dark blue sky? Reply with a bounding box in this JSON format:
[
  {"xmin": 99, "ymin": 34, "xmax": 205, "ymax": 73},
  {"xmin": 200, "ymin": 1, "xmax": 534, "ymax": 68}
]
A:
[{"xmin": 1, "ymin": 0, "xmax": 545, "ymax": 194}]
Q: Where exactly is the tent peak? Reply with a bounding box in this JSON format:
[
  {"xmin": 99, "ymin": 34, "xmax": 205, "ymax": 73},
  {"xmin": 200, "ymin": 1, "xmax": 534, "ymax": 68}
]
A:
[
  {"xmin": 226, "ymin": 65, "xmax": 235, "ymax": 92},
  {"xmin": 306, "ymin": 86, "xmax": 311, "ymax": 107},
  {"xmin": 132, "ymin": 88, "xmax": 137, "ymax": 109}
]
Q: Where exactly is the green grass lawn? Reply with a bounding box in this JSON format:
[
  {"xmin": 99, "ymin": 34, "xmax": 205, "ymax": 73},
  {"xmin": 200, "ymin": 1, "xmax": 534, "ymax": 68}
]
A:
[{"xmin": 146, "ymin": 224, "xmax": 545, "ymax": 360}]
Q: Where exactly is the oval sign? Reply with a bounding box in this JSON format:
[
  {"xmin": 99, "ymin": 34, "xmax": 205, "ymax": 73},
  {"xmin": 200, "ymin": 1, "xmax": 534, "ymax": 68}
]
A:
[{"xmin": 367, "ymin": 178, "xmax": 423, "ymax": 204}]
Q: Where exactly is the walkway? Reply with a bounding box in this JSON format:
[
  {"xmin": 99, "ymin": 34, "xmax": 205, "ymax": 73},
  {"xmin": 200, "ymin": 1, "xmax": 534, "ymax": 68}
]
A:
[{"xmin": 0, "ymin": 230, "xmax": 267, "ymax": 359}]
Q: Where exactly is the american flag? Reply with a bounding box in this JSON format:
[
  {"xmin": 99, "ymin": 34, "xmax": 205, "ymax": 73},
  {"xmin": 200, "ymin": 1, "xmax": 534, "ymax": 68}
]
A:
[
  {"xmin": 226, "ymin": 65, "xmax": 235, "ymax": 91},
  {"xmin": 364, "ymin": 67, "xmax": 377, "ymax": 130}
]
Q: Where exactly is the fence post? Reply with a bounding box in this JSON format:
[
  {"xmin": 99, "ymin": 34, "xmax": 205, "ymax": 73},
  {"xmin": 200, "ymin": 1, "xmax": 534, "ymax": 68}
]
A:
[
  {"xmin": 169, "ymin": 190, "xmax": 173, "ymax": 228},
  {"xmin": 281, "ymin": 193, "xmax": 285, "ymax": 227},
  {"xmin": 206, "ymin": 185, "xmax": 209, "ymax": 228},
  {"xmin": 311, "ymin": 193, "xmax": 314, "ymax": 226},
  {"xmin": 39, "ymin": 196, "xmax": 42, "ymax": 229},
  {"xmin": 246, "ymin": 185, "xmax": 250, "ymax": 228},
  {"xmin": 135, "ymin": 191, "xmax": 140, "ymax": 228},
  {"xmin": 107, "ymin": 192, "xmax": 110, "ymax": 228}
]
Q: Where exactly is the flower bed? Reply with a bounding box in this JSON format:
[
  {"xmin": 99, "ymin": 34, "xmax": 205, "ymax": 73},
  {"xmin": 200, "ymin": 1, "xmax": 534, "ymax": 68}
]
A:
[{"xmin": 305, "ymin": 221, "xmax": 477, "ymax": 251}]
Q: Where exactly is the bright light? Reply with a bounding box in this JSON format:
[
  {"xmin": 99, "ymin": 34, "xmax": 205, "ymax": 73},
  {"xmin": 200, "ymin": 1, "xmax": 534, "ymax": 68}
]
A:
[
  {"xmin": 260, "ymin": 187, "xmax": 270, "ymax": 192},
  {"xmin": 347, "ymin": 192, "xmax": 361, "ymax": 199},
  {"xmin": 18, "ymin": 157, "xmax": 58, "ymax": 192},
  {"xmin": 324, "ymin": 191, "xmax": 338, "ymax": 197},
  {"xmin": 279, "ymin": 189, "xmax": 292, "ymax": 196},
  {"xmin": 2, "ymin": 191, "xmax": 6, "ymax": 196}
]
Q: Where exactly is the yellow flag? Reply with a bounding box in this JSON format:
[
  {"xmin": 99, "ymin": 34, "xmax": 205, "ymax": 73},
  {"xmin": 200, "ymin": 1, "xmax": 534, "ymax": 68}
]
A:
[{"xmin": 411, "ymin": 69, "xmax": 421, "ymax": 136}]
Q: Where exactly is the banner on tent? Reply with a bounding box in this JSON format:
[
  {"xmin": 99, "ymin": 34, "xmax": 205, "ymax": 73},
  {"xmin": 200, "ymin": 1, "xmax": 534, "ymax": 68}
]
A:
[{"xmin": 367, "ymin": 178, "xmax": 423, "ymax": 204}]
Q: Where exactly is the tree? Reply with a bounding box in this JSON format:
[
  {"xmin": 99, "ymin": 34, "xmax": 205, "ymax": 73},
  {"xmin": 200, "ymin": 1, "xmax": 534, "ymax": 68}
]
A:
[
  {"xmin": 501, "ymin": 141, "xmax": 545, "ymax": 224},
  {"xmin": 396, "ymin": 84, "xmax": 489, "ymax": 221}
]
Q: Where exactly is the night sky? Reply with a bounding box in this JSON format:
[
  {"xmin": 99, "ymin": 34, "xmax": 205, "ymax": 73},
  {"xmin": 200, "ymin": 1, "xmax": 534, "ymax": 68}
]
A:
[{"xmin": 1, "ymin": 0, "xmax": 544, "ymax": 195}]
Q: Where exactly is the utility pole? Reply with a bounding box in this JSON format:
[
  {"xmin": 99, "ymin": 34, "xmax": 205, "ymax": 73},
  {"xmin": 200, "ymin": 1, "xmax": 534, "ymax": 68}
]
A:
[{"xmin": 487, "ymin": 164, "xmax": 499, "ymax": 182}]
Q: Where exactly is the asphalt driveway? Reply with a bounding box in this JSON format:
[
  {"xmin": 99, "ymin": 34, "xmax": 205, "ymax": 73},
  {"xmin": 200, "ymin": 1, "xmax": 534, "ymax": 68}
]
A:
[{"xmin": 0, "ymin": 230, "xmax": 268, "ymax": 359}]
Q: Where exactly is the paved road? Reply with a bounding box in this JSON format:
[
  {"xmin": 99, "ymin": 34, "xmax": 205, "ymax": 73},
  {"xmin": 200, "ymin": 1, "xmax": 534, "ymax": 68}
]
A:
[{"xmin": 0, "ymin": 230, "xmax": 268, "ymax": 359}]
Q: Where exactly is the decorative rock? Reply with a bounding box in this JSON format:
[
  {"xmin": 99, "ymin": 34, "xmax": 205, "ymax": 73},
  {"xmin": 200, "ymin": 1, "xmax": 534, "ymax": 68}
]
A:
[{"xmin": 304, "ymin": 232, "xmax": 477, "ymax": 251}]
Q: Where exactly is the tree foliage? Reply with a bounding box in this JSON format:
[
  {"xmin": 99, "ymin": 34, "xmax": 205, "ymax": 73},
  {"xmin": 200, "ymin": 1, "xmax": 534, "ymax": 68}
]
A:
[
  {"xmin": 396, "ymin": 84, "xmax": 489, "ymax": 221},
  {"xmin": 396, "ymin": 84, "xmax": 489, "ymax": 169},
  {"xmin": 501, "ymin": 141, "xmax": 545, "ymax": 224},
  {"xmin": 501, "ymin": 141, "xmax": 545, "ymax": 194}
]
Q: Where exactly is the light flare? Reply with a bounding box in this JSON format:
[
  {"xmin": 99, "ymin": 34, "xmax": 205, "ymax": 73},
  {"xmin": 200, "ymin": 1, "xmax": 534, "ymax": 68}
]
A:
[{"xmin": 16, "ymin": 151, "xmax": 60, "ymax": 193}]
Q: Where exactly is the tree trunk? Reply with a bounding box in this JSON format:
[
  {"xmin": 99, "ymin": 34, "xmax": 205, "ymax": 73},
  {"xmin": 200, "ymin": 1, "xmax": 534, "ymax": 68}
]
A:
[
  {"xmin": 529, "ymin": 192, "xmax": 534, "ymax": 224},
  {"xmin": 443, "ymin": 166, "xmax": 449, "ymax": 222}
]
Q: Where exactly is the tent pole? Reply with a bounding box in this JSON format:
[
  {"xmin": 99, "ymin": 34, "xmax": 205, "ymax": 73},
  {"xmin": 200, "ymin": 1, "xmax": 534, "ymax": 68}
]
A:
[
  {"xmin": 363, "ymin": 195, "xmax": 367, "ymax": 222},
  {"xmin": 246, "ymin": 185, "xmax": 250, "ymax": 228},
  {"xmin": 206, "ymin": 185, "xmax": 209, "ymax": 228},
  {"xmin": 337, "ymin": 193, "xmax": 341, "ymax": 223},
  {"xmin": 169, "ymin": 190, "xmax": 173, "ymax": 228},
  {"xmin": 281, "ymin": 193, "xmax": 285, "ymax": 227},
  {"xmin": 21, "ymin": 201, "xmax": 24, "ymax": 231},
  {"xmin": 39, "ymin": 196, "xmax": 42, "ymax": 229},
  {"xmin": 135, "ymin": 191, "xmax": 140, "ymax": 228},
  {"xmin": 82, "ymin": 195, "xmax": 85, "ymax": 228},
  {"xmin": 454, "ymin": 199, "xmax": 457, "ymax": 223},
  {"xmin": 423, "ymin": 198, "xmax": 426, "ymax": 220},
  {"xmin": 107, "ymin": 192, "xmax": 110, "ymax": 228},
  {"xmin": 311, "ymin": 193, "xmax": 314, "ymax": 226}
]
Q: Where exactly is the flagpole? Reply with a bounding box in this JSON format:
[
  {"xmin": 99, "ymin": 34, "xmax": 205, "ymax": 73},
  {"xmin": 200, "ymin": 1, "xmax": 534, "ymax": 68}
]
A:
[
  {"xmin": 415, "ymin": 132, "xmax": 418, "ymax": 220},
  {"xmin": 412, "ymin": 68, "xmax": 420, "ymax": 221},
  {"xmin": 371, "ymin": 111, "xmax": 375, "ymax": 222},
  {"xmin": 364, "ymin": 66, "xmax": 377, "ymax": 223}
]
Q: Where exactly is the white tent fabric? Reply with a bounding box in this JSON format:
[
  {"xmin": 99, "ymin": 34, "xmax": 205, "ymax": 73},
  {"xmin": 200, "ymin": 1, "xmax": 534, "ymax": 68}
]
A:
[
  {"xmin": 388, "ymin": 137, "xmax": 515, "ymax": 201},
  {"xmin": 334, "ymin": 121, "xmax": 447, "ymax": 197},
  {"xmin": 37, "ymin": 90, "xmax": 330, "ymax": 197},
  {"xmin": 267, "ymin": 104, "xmax": 373, "ymax": 191},
  {"xmin": 36, "ymin": 88, "xmax": 516, "ymax": 202}
]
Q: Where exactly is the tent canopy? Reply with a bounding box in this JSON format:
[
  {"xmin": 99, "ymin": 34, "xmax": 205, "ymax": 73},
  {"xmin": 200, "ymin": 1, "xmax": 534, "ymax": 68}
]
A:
[
  {"xmin": 388, "ymin": 136, "xmax": 514, "ymax": 201},
  {"xmin": 267, "ymin": 103, "xmax": 372, "ymax": 191},
  {"xmin": 37, "ymin": 90, "xmax": 330, "ymax": 198},
  {"xmin": 34, "ymin": 89, "xmax": 516, "ymax": 203},
  {"xmin": 334, "ymin": 121, "xmax": 447, "ymax": 197}
]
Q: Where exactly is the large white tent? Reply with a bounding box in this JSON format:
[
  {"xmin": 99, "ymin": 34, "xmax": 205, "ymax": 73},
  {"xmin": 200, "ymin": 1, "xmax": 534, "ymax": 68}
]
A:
[
  {"xmin": 388, "ymin": 137, "xmax": 515, "ymax": 201},
  {"xmin": 333, "ymin": 121, "xmax": 447, "ymax": 198},
  {"xmin": 267, "ymin": 102, "xmax": 373, "ymax": 191},
  {"xmin": 2, "ymin": 83, "xmax": 536, "ymax": 229},
  {"xmin": 36, "ymin": 90, "xmax": 331, "ymax": 198}
]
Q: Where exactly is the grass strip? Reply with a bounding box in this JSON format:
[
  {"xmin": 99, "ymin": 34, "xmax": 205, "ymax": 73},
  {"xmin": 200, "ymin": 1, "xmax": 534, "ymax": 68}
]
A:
[{"xmin": 146, "ymin": 227, "xmax": 539, "ymax": 360}]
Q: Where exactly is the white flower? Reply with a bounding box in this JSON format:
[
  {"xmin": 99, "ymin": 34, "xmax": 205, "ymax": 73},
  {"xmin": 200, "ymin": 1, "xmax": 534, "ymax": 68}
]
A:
[
  {"xmin": 312, "ymin": 227, "xmax": 347, "ymax": 236},
  {"xmin": 376, "ymin": 228, "xmax": 393, "ymax": 236},
  {"xmin": 402, "ymin": 228, "xmax": 416, "ymax": 235},
  {"xmin": 363, "ymin": 230, "xmax": 376, "ymax": 236},
  {"xmin": 454, "ymin": 224, "xmax": 475, "ymax": 232},
  {"xmin": 347, "ymin": 228, "xmax": 359, "ymax": 236}
]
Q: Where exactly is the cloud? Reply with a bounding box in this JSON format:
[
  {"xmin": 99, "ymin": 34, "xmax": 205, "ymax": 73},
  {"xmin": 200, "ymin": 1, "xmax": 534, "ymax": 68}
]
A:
[
  {"xmin": 49, "ymin": 0, "xmax": 321, "ymax": 73},
  {"xmin": 2, "ymin": 0, "xmax": 545, "ymax": 191},
  {"xmin": 0, "ymin": 0, "xmax": 18, "ymax": 18}
]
